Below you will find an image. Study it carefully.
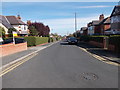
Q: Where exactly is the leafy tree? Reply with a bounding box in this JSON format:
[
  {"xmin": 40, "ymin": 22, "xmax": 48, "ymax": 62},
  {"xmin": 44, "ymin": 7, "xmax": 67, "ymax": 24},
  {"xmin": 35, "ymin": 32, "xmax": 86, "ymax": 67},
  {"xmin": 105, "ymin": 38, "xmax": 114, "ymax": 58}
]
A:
[
  {"xmin": 28, "ymin": 26, "xmax": 38, "ymax": 36},
  {"xmin": 8, "ymin": 28, "xmax": 17, "ymax": 37},
  {"xmin": 30, "ymin": 22, "xmax": 50, "ymax": 37},
  {"xmin": 0, "ymin": 26, "xmax": 6, "ymax": 38}
]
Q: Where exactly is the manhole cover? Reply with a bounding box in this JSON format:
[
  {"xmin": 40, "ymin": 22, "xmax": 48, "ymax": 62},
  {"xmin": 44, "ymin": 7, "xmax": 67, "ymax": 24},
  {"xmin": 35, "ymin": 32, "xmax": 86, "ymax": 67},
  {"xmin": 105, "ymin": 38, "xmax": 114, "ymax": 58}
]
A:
[{"xmin": 81, "ymin": 73, "xmax": 98, "ymax": 80}]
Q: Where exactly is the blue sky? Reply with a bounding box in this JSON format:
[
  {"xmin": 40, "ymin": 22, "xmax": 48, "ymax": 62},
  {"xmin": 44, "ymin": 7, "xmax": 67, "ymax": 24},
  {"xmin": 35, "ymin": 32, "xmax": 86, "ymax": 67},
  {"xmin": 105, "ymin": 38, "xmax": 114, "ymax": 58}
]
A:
[{"xmin": 2, "ymin": 2, "xmax": 118, "ymax": 35}]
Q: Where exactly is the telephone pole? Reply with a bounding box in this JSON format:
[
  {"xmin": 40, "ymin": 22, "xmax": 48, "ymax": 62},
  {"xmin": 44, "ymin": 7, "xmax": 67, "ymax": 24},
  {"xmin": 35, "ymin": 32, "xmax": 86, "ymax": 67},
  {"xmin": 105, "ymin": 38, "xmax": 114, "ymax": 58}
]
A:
[{"xmin": 75, "ymin": 12, "xmax": 77, "ymax": 37}]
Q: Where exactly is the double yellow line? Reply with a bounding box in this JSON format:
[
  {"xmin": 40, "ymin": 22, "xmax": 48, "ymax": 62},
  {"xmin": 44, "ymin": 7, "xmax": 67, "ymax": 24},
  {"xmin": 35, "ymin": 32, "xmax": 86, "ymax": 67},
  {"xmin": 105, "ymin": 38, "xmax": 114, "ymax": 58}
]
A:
[
  {"xmin": 79, "ymin": 47, "xmax": 120, "ymax": 66},
  {"xmin": 0, "ymin": 53, "xmax": 38, "ymax": 77}
]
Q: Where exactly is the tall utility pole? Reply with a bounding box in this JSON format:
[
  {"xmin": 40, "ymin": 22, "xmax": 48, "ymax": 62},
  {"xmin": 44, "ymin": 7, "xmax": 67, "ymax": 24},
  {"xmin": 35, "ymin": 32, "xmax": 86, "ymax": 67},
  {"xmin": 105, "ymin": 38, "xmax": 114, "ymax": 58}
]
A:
[{"xmin": 75, "ymin": 12, "xmax": 77, "ymax": 37}]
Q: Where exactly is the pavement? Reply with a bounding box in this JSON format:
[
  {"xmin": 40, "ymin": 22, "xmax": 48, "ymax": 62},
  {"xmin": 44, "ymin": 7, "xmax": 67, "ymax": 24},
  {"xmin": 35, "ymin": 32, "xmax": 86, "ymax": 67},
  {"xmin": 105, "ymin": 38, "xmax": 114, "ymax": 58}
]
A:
[
  {"xmin": 77, "ymin": 41, "xmax": 120, "ymax": 64},
  {"xmin": 2, "ymin": 41, "xmax": 119, "ymax": 88},
  {"xmin": 2, "ymin": 43, "xmax": 51, "ymax": 66}
]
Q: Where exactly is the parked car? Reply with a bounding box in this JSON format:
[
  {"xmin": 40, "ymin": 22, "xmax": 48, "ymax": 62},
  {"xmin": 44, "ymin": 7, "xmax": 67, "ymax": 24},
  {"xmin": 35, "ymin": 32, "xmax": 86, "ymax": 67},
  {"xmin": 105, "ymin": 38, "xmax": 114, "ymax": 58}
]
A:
[{"xmin": 67, "ymin": 37, "xmax": 78, "ymax": 44}]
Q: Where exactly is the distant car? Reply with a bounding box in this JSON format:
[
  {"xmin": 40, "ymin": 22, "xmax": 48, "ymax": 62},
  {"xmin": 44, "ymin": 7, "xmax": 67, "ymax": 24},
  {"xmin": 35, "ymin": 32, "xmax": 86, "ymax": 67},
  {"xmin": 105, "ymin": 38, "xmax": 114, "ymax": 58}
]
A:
[{"xmin": 68, "ymin": 37, "xmax": 78, "ymax": 44}]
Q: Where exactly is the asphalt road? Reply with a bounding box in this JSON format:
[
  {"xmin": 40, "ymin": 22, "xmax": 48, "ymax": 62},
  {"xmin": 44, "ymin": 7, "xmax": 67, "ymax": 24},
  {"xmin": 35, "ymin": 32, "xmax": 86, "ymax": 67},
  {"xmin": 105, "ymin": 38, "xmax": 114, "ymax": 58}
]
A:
[{"xmin": 2, "ymin": 41, "xmax": 118, "ymax": 88}]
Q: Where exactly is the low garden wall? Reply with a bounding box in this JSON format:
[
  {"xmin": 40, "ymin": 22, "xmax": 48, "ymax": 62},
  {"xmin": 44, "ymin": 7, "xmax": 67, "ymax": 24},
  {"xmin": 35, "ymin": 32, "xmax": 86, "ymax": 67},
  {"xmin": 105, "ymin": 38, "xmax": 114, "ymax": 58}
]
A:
[
  {"xmin": 79, "ymin": 35, "xmax": 120, "ymax": 53},
  {"xmin": 0, "ymin": 42, "xmax": 27, "ymax": 57}
]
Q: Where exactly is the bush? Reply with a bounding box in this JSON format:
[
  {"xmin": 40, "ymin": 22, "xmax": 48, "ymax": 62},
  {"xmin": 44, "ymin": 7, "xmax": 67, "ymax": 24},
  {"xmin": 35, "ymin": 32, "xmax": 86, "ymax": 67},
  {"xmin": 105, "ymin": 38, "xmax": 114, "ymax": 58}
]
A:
[
  {"xmin": 80, "ymin": 35, "xmax": 90, "ymax": 42},
  {"xmin": 48, "ymin": 37, "xmax": 54, "ymax": 43},
  {"xmin": 8, "ymin": 28, "xmax": 17, "ymax": 37},
  {"xmin": 0, "ymin": 26, "xmax": 5, "ymax": 38},
  {"xmin": 20, "ymin": 36, "xmax": 48, "ymax": 47}
]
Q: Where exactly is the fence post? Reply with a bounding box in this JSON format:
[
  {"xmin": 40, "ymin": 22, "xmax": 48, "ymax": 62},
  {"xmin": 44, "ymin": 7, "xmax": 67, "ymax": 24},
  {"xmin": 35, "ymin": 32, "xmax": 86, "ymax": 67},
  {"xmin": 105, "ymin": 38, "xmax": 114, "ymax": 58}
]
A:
[{"xmin": 103, "ymin": 37, "xmax": 109, "ymax": 49}]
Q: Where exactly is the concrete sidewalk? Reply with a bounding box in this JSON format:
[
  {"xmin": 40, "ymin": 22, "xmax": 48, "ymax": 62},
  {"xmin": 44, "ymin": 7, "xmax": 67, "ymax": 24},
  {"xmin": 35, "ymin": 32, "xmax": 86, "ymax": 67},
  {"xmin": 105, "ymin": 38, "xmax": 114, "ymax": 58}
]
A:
[
  {"xmin": 77, "ymin": 42, "xmax": 120, "ymax": 64},
  {"xmin": 2, "ymin": 43, "xmax": 51, "ymax": 66}
]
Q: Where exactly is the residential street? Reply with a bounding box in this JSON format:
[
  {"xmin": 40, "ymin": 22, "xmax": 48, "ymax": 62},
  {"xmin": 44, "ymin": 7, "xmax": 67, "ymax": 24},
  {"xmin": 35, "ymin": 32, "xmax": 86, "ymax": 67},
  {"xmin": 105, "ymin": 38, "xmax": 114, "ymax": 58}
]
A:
[{"xmin": 2, "ymin": 41, "xmax": 118, "ymax": 88}]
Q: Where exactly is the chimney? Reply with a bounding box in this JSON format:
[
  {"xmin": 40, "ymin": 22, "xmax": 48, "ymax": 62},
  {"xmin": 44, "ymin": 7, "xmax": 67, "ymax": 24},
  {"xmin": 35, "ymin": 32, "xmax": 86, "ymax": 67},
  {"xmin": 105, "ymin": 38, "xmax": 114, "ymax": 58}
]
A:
[
  {"xmin": 99, "ymin": 14, "xmax": 104, "ymax": 21},
  {"xmin": 27, "ymin": 20, "xmax": 31, "ymax": 25},
  {"xmin": 17, "ymin": 15, "xmax": 21, "ymax": 20}
]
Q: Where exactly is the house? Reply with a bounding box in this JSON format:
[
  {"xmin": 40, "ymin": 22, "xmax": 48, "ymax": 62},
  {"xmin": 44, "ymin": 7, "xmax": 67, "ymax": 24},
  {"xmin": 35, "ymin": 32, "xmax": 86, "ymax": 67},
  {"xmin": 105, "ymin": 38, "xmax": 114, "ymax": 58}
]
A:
[
  {"xmin": 98, "ymin": 17, "xmax": 111, "ymax": 35},
  {"xmin": 87, "ymin": 14, "xmax": 110, "ymax": 35},
  {"xmin": 6, "ymin": 15, "xmax": 28, "ymax": 36},
  {"xmin": 80, "ymin": 27, "xmax": 88, "ymax": 35},
  {"xmin": 0, "ymin": 15, "xmax": 28, "ymax": 36},
  {"xmin": 110, "ymin": 5, "xmax": 120, "ymax": 34},
  {"xmin": 87, "ymin": 20, "xmax": 100, "ymax": 35},
  {"xmin": 0, "ymin": 15, "xmax": 13, "ymax": 35}
]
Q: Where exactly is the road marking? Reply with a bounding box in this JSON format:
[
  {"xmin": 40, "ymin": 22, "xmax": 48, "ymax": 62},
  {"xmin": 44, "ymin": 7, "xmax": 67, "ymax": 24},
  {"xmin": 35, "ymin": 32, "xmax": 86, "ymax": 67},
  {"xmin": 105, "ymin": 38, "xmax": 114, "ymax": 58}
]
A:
[
  {"xmin": 79, "ymin": 47, "xmax": 120, "ymax": 66},
  {"xmin": 0, "ymin": 53, "xmax": 38, "ymax": 77},
  {"xmin": 0, "ymin": 41, "xmax": 59, "ymax": 77}
]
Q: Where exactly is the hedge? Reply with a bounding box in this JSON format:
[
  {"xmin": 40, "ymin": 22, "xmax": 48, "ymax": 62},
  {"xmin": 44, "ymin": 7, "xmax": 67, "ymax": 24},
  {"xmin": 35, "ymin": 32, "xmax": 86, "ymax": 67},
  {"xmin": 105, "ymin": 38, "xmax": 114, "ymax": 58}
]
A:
[{"xmin": 21, "ymin": 36, "xmax": 48, "ymax": 47}]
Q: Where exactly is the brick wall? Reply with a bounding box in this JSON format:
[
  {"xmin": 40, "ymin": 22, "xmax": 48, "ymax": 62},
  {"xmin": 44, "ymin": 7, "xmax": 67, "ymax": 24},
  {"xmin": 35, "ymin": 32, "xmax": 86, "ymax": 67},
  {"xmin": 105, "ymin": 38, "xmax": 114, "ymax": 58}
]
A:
[
  {"xmin": 0, "ymin": 42, "xmax": 27, "ymax": 57},
  {"xmin": 89, "ymin": 41, "xmax": 104, "ymax": 48},
  {"xmin": 89, "ymin": 41, "xmax": 115, "ymax": 51}
]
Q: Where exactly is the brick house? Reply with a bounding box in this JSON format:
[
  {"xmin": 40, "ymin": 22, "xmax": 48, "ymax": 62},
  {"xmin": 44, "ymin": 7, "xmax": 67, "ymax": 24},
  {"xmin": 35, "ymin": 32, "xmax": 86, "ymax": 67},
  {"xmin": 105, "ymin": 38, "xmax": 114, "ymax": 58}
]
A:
[
  {"xmin": 98, "ymin": 17, "xmax": 111, "ymax": 35},
  {"xmin": 110, "ymin": 5, "xmax": 120, "ymax": 34},
  {"xmin": 80, "ymin": 27, "xmax": 88, "ymax": 35},
  {"xmin": 88, "ymin": 14, "xmax": 111, "ymax": 35},
  {"xmin": 87, "ymin": 20, "xmax": 100, "ymax": 35}
]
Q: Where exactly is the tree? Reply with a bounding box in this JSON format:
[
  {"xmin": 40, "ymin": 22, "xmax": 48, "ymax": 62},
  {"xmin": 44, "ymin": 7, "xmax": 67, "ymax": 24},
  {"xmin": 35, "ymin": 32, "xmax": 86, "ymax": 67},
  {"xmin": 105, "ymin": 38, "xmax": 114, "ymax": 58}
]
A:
[
  {"xmin": 28, "ymin": 26, "xmax": 38, "ymax": 36},
  {"xmin": 8, "ymin": 28, "xmax": 17, "ymax": 37},
  {"xmin": 30, "ymin": 22, "xmax": 50, "ymax": 37},
  {"xmin": 0, "ymin": 26, "xmax": 6, "ymax": 38}
]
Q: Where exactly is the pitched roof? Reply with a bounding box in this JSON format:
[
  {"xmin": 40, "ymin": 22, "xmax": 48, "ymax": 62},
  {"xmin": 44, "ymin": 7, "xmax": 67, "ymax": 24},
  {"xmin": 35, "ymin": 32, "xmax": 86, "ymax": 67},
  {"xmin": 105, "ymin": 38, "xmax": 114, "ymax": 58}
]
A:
[
  {"xmin": 98, "ymin": 17, "xmax": 110, "ymax": 25},
  {"xmin": 81, "ymin": 27, "xmax": 87, "ymax": 31},
  {"xmin": 104, "ymin": 17, "xmax": 110, "ymax": 24},
  {"xmin": 6, "ymin": 16, "xmax": 26, "ymax": 25},
  {"xmin": 111, "ymin": 5, "xmax": 120, "ymax": 17},
  {"xmin": 91, "ymin": 20, "xmax": 100, "ymax": 26},
  {"xmin": 0, "ymin": 15, "xmax": 13, "ymax": 29}
]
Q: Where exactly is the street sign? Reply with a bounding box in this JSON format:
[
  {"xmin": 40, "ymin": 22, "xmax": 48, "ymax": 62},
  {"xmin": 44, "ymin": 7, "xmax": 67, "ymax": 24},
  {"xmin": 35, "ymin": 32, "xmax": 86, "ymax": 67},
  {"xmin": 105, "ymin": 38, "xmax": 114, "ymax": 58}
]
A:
[{"xmin": 13, "ymin": 31, "xmax": 18, "ymax": 37}]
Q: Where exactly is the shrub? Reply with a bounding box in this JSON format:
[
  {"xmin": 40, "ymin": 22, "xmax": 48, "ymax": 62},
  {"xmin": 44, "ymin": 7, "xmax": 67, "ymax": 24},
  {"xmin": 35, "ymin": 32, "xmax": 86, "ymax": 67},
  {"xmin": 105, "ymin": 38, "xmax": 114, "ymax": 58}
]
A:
[
  {"xmin": 28, "ymin": 26, "xmax": 38, "ymax": 36},
  {"xmin": 19, "ymin": 36, "xmax": 48, "ymax": 47},
  {"xmin": 0, "ymin": 26, "xmax": 5, "ymax": 38},
  {"xmin": 8, "ymin": 28, "xmax": 17, "ymax": 37},
  {"xmin": 48, "ymin": 37, "xmax": 54, "ymax": 43},
  {"xmin": 80, "ymin": 35, "xmax": 90, "ymax": 42}
]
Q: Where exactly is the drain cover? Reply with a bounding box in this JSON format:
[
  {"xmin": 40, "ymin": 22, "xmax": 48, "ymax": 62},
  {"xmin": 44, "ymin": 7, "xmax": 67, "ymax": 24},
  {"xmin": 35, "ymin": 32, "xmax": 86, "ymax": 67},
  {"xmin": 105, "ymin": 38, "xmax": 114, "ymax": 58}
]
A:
[{"xmin": 81, "ymin": 73, "xmax": 98, "ymax": 80}]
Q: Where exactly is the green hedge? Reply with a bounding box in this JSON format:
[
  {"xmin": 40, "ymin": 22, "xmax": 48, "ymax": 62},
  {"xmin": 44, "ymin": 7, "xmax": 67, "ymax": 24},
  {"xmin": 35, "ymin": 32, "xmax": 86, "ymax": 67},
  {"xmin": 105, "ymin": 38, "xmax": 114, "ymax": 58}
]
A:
[
  {"xmin": 80, "ymin": 35, "xmax": 90, "ymax": 42},
  {"xmin": 22, "ymin": 36, "xmax": 48, "ymax": 47}
]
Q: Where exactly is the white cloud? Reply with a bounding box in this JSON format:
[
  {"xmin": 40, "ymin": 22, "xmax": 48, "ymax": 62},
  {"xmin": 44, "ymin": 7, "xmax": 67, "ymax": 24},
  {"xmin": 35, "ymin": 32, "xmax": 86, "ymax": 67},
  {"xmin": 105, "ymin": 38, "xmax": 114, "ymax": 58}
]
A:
[
  {"xmin": 38, "ymin": 14, "xmax": 110, "ymax": 35},
  {"xmin": 77, "ymin": 5, "xmax": 113, "ymax": 8},
  {"xmin": 38, "ymin": 16, "xmax": 98, "ymax": 35},
  {"xmin": 2, "ymin": 0, "xmax": 119, "ymax": 2}
]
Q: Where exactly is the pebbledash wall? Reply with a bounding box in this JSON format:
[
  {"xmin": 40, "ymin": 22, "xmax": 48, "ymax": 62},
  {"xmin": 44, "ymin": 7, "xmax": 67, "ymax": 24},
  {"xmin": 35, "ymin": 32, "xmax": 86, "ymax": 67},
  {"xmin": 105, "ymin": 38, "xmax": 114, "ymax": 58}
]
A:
[{"xmin": 0, "ymin": 42, "xmax": 27, "ymax": 57}]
